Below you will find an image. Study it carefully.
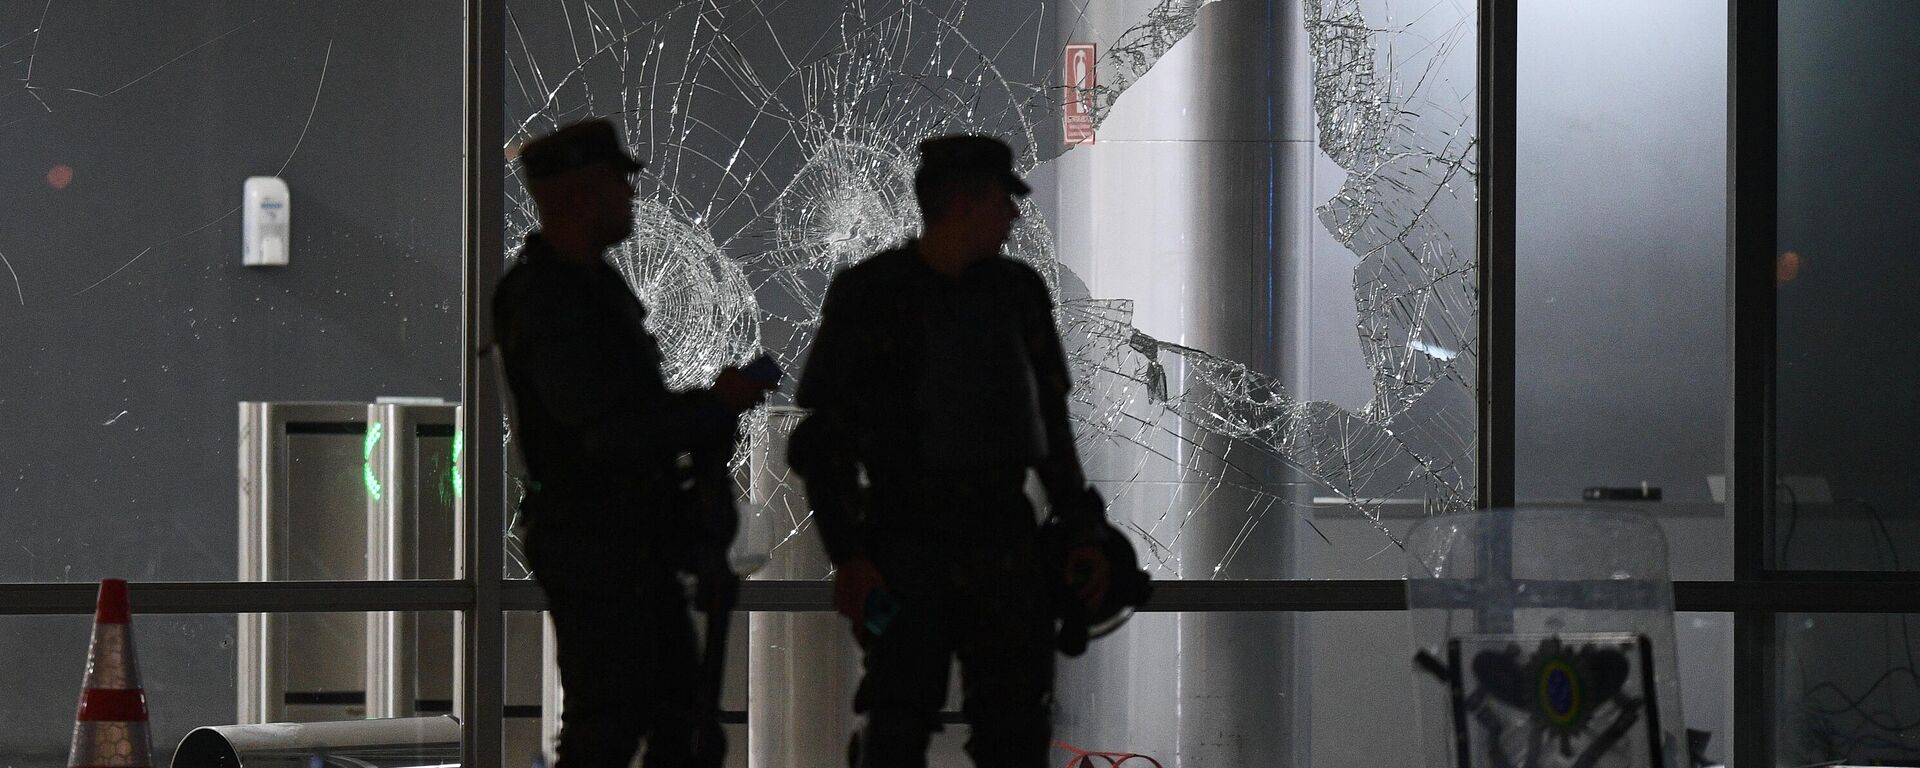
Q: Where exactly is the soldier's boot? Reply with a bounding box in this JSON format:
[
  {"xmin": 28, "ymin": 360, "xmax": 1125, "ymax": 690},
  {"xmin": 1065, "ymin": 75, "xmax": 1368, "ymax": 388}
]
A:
[
  {"xmin": 554, "ymin": 708, "xmax": 645, "ymax": 768},
  {"xmin": 852, "ymin": 707, "xmax": 935, "ymax": 768},
  {"xmin": 963, "ymin": 703, "xmax": 1051, "ymax": 768}
]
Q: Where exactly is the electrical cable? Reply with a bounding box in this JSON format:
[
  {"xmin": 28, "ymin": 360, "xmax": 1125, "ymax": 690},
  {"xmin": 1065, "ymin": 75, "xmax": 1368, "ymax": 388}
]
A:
[
  {"xmin": 1802, "ymin": 666, "xmax": 1920, "ymax": 732},
  {"xmin": 1849, "ymin": 498, "xmax": 1902, "ymax": 571},
  {"xmin": 1792, "ymin": 495, "xmax": 1920, "ymax": 764},
  {"xmin": 1781, "ymin": 495, "xmax": 1920, "ymax": 764}
]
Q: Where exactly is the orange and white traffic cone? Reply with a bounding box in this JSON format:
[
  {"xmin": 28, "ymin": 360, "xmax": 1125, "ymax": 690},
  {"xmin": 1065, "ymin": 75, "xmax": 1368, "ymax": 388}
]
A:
[{"xmin": 68, "ymin": 578, "xmax": 152, "ymax": 768}]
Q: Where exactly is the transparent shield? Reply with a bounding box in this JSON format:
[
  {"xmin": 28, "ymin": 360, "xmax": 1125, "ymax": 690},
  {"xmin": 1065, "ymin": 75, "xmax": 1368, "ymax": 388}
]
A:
[{"xmin": 1407, "ymin": 508, "xmax": 1688, "ymax": 768}]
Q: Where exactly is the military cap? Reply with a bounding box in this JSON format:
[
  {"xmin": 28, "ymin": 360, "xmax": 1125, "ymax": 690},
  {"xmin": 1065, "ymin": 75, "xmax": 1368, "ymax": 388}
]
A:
[
  {"xmin": 916, "ymin": 134, "xmax": 1032, "ymax": 196},
  {"xmin": 517, "ymin": 118, "xmax": 645, "ymax": 180}
]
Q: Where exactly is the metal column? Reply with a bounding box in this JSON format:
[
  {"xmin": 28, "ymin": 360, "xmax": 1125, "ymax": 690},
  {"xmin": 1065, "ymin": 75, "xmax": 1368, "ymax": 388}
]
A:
[
  {"xmin": 1051, "ymin": 0, "xmax": 1312, "ymax": 763},
  {"xmin": 746, "ymin": 408, "xmax": 864, "ymax": 767},
  {"xmin": 460, "ymin": 0, "xmax": 509, "ymax": 764},
  {"xmin": 1729, "ymin": 0, "xmax": 1780, "ymax": 764}
]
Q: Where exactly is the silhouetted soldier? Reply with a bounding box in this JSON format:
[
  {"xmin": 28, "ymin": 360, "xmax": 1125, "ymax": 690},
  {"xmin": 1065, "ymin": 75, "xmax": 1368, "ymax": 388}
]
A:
[
  {"xmin": 493, "ymin": 118, "xmax": 771, "ymax": 768},
  {"xmin": 791, "ymin": 135, "xmax": 1112, "ymax": 768}
]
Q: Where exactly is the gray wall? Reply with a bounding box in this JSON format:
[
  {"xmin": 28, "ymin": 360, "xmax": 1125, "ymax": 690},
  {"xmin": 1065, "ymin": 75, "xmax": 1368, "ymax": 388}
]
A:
[
  {"xmin": 2, "ymin": 1, "xmax": 462, "ymax": 581},
  {"xmin": 1, "ymin": 1, "xmax": 461, "ymax": 759}
]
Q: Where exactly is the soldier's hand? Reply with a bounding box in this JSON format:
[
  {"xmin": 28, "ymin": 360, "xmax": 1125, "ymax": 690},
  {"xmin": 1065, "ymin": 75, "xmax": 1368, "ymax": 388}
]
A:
[
  {"xmin": 1065, "ymin": 544, "xmax": 1110, "ymax": 608},
  {"xmin": 833, "ymin": 557, "xmax": 887, "ymax": 625},
  {"xmin": 712, "ymin": 367, "xmax": 774, "ymax": 413}
]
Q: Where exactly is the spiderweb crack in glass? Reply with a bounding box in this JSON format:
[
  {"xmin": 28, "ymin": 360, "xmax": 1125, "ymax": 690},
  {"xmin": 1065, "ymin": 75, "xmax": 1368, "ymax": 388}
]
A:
[
  {"xmin": 1060, "ymin": 297, "xmax": 1468, "ymax": 561},
  {"xmin": 614, "ymin": 197, "xmax": 761, "ymax": 389},
  {"xmin": 504, "ymin": 0, "xmax": 1476, "ymax": 577},
  {"xmin": 1305, "ymin": 0, "xmax": 1480, "ymax": 425},
  {"xmin": 1084, "ymin": 0, "xmax": 1218, "ymax": 126}
]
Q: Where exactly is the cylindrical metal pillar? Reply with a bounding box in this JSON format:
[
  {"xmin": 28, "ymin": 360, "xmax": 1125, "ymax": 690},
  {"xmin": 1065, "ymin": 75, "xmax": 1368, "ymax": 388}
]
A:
[
  {"xmin": 747, "ymin": 408, "xmax": 865, "ymax": 767},
  {"xmin": 1050, "ymin": 0, "xmax": 1314, "ymax": 764}
]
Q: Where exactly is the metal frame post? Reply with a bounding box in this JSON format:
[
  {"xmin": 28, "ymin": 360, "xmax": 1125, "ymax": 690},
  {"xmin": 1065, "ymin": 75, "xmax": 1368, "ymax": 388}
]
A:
[
  {"xmin": 461, "ymin": 0, "xmax": 508, "ymax": 764},
  {"xmin": 1477, "ymin": 0, "xmax": 1518, "ymax": 512},
  {"xmin": 1729, "ymin": 0, "xmax": 1780, "ymax": 764}
]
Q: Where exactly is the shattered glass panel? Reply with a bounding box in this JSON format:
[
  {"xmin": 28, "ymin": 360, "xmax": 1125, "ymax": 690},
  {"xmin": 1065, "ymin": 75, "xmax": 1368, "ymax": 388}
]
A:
[
  {"xmin": 1083, "ymin": 0, "xmax": 1214, "ymax": 125},
  {"xmin": 1306, "ymin": 0, "xmax": 1479, "ymax": 424},
  {"xmin": 503, "ymin": 0, "xmax": 1477, "ymax": 579}
]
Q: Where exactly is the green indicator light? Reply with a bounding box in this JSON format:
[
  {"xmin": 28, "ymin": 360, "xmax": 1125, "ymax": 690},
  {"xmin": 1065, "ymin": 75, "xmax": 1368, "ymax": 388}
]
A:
[
  {"xmin": 363, "ymin": 421, "xmax": 385, "ymax": 503},
  {"xmin": 451, "ymin": 428, "xmax": 465, "ymax": 499}
]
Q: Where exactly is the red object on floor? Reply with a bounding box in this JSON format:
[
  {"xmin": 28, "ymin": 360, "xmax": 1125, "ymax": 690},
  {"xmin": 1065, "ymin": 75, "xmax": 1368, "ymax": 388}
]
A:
[
  {"xmin": 1053, "ymin": 740, "xmax": 1165, "ymax": 768},
  {"xmin": 68, "ymin": 578, "xmax": 153, "ymax": 768}
]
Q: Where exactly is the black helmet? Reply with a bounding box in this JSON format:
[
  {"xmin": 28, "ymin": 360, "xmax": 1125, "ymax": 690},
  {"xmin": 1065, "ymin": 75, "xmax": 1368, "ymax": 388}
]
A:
[{"xmin": 1042, "ymin": 487, "xmax": 1153, "ymax": 657}]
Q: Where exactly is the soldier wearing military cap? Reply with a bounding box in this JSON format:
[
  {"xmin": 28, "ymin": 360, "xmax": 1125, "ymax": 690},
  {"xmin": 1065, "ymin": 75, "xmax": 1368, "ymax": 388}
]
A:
[
  {"xmin": 790, "ymin": 134, "xmax": 1113, "ymax": 768},
  {"xmin": 494, "ymin": 118, "xmax": 772, "ymax": 768}
]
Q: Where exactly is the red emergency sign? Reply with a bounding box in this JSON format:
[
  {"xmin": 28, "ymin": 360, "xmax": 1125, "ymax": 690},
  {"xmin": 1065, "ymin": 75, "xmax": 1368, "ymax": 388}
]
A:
[{"xmin": 1064, "ymin": 43, "xmax": 1097, "ymax": 145}]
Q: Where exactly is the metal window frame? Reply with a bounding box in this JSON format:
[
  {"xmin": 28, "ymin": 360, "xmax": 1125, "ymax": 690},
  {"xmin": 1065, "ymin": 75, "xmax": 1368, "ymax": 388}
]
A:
[
  {"xmin": 459, "ymin": 0, "xmax": 508, "ymax": 765},
  {"xmin": 0, "ymin": 3, "xmax": 1894, "ymax": 767},
  {"xmin": 10, "ymin": 576, "xmax": 1920, "ymax": 617},
  {"xmin": 1479, "ymin": 0, "xmax": 1518, "ymax": 513},
  {"xmin": 1729, "ymin": 0, "xmax": 1781, "ymax": 764},
  {"xmin": 1720, "ymin": 2, "xmax": 1920, "ymax": 765}
]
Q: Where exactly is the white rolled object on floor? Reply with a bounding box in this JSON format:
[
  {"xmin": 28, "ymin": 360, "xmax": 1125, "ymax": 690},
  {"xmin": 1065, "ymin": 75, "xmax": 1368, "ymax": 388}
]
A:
[{"xmin": 171, "ymin": 716, "xmax": 460, "ymax": 768}]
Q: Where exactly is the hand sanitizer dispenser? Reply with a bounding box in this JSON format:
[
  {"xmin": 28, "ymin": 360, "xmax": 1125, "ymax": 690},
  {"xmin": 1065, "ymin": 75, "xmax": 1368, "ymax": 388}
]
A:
[{"xmin": 243, "ymin": 176, "xmax": 290, "ymax": 266}]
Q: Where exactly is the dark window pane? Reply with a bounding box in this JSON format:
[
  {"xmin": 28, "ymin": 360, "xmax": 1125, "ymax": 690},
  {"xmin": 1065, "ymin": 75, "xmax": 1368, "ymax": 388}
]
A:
[
  {"xmin": 1778, "ymin": 613, "xmax": 1920, "ymax": 764},
  {"xmin": 1774, "ymin": 0, "xmax": 1920, "ymax": 571}
]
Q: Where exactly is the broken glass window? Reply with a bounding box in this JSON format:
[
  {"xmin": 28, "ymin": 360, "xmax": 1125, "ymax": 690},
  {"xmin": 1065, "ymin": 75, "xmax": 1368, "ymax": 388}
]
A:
[{"xmin": 503, "ymin": 0, "xmax": 1477, "ymax": 578}]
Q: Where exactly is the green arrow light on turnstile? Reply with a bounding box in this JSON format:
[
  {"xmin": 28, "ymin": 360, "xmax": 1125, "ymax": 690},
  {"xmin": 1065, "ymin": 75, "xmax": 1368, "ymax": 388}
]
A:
[
  {"xmin": 363, "ymin": 421, "xmax": 384, "ymax": 503},
  {"xmin": 451, "ymin": 428, "xmax": 464, "ymax": 499}
]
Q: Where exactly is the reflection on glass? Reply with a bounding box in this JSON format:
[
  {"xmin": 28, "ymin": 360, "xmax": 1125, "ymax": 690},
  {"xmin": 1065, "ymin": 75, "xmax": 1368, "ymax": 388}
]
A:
[
  {"xmin": 1779, "ymin": 613, "xmax": 1920, "ymax": 765},
  {"xmin": 1673, "ymin": 612, "xmax": 1733, "ymax": 767},
  {"xmin": 1513, "ymin": 0, "xmax": 1731, "ymax": 581},
  {"xmin": 1, "ymin": 3, "xmax": 463, "ymax": 584},
  {"xmin": 502, "ymin": 0, "xmax": 1477, "ymax": 580},
  {"xmin": 1406, "ymin": 508, "xmax": 1689, "ymax": 768},
  {"xmin": 1774, "ymin": 0, "xmax": 1920, "ymax": 571}
]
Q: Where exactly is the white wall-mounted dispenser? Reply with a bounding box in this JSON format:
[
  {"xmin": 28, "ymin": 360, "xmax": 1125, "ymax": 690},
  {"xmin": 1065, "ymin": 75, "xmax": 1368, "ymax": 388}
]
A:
[{"xmin": 243, "ymin": 176, "xmax": 291, "ymax": 267}]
